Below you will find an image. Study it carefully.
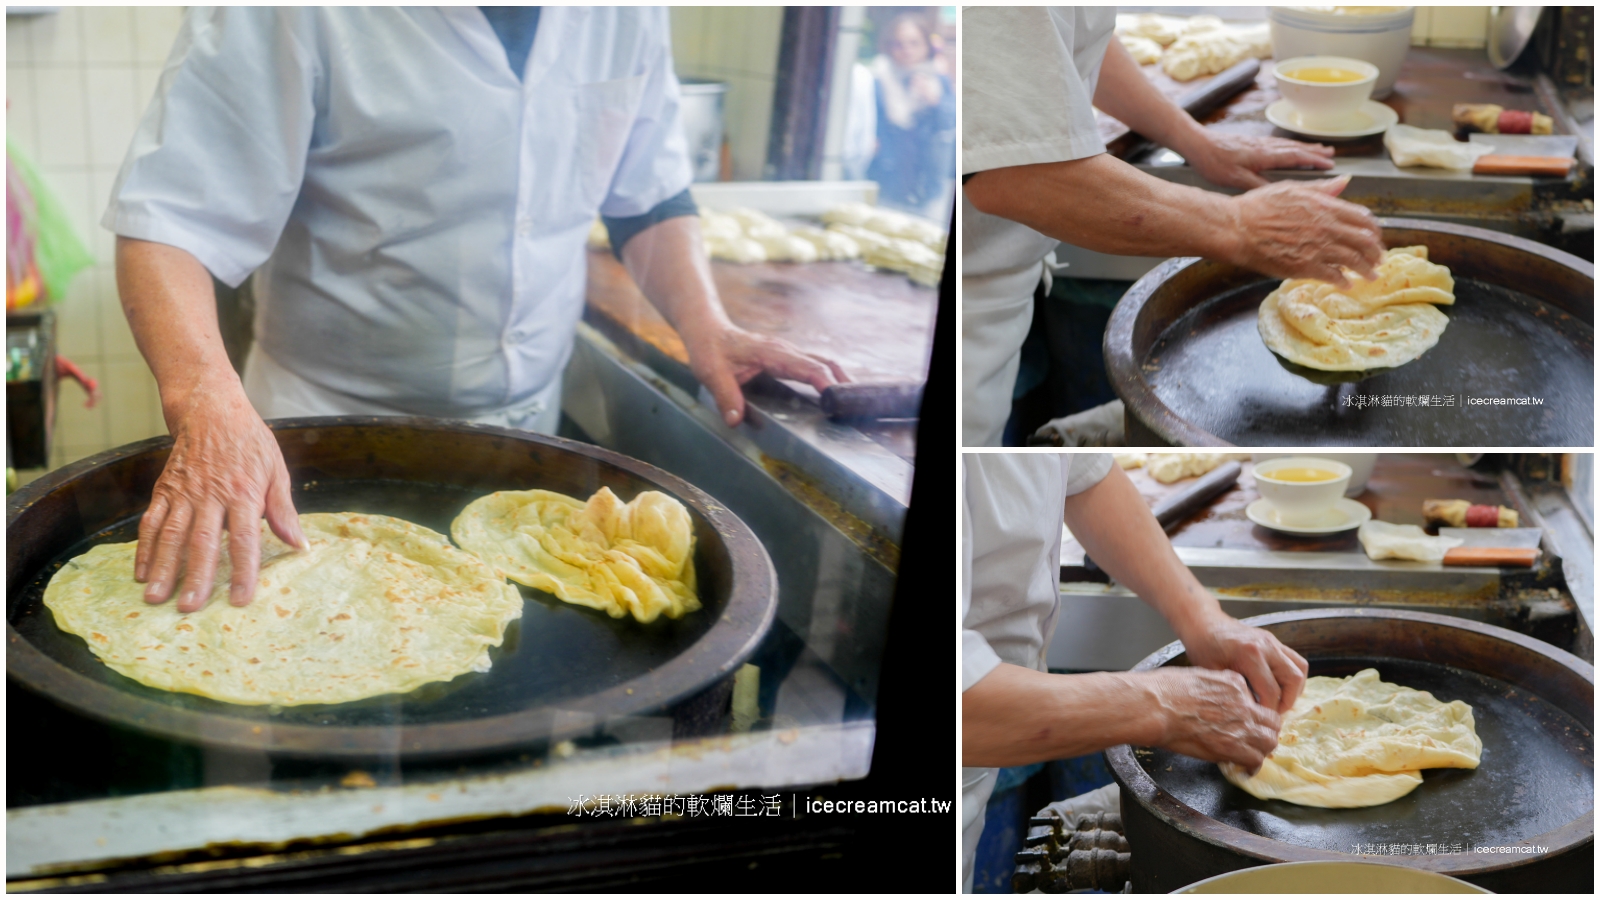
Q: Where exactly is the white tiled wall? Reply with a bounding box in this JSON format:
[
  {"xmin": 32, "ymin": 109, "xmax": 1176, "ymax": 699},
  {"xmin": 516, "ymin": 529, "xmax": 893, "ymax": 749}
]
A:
[
  {"xmin": 1411, "ymin": 6, "xmax": 1491, "ymax": 49},
  {"xmin": 5, "ymin": 7, "xmax": 780, "ymax": 474},
  {"xmin": 670, "ymin": 7, "xmax": 784, "ymax": 181},
  {"xmin": 7, "ymin": 7, "xmax": 186, "ymax": 472}
]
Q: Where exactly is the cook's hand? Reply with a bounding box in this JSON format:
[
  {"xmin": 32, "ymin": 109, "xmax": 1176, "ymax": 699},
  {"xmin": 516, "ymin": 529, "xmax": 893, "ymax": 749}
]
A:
[
  {"xmin": 684, "ymin": 323, "xmax": 850, "ymax": 427},
  {"xmin": 1230, "ymin": 175, "xmax": 1385, "ymax": 288},
  {"xmin": 136, "ymin": 380, "xmax": 304, "ymax": 612},
  {"xmin": 1188, "ymin": 133, "xmax": 1335, "ymax": 190},
  {"xmin": 1143, "ymin": 667, "xmax": 1284, "ymax": 772},
  {"xmin": 1179, "ymin": 611, "xmax": 1310, "ymax": 715}
]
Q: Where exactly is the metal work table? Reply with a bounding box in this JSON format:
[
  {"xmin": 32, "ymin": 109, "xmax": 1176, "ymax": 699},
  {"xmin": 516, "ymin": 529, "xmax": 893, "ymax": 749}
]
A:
[{"xmin": 1050, "ymin": 455, "xmax": 1593, "ymax": 672}]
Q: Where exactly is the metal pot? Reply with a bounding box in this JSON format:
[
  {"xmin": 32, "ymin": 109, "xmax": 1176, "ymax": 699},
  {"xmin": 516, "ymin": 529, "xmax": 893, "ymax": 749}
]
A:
[{"xmin": 679, "ymin": 78, "xmax": 729, "ymax": 182}]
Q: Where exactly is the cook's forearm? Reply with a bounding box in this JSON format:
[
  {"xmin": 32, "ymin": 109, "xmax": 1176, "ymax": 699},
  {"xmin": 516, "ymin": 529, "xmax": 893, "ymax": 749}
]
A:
[
  {"xmin": 1062, "ymin": 466, "xmax": 1223, "ymax": 640},
  {"xmin": 115, "ymin": 237, "xmax": 244, "ymax": 425},
  {"xmin": 618, "ymin": 216, "xmax": 731, "ymax": 337},
  {"xmin": 964, "ymin": 153, "xmax": 1241, "ymax": 262},
  {"xmin": 1091, "ymin": 38, "xmax": 1211, "ymax": 161},
  {"xmin": 962, "ymin": 663, "xmax": 1164, "ymax": 767}
]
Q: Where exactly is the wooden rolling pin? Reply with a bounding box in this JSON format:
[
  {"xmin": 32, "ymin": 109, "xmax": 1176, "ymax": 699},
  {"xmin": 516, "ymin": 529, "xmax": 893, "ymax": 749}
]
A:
[
  {"xmin": 1473, "ymin": 155, "xmax": 1574, "ymax": 177},
  {"xmin": 1442, "ymin": 546, "xmax": 1541, "ymax": 567},
  {"xmin": 820, "ymin": 381, "xmax": 924, "ymax": 420}
]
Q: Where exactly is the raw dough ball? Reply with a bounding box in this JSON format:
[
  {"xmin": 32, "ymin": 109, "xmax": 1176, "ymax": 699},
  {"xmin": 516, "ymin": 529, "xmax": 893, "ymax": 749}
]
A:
[
  {"xmin": 1161, "ymin": 24, "xmax": 1272, "ymax": 82},
  {"xmin": 821, "ymin": 201, "xmax": 876, "ymax": 227},
  {"xmin": 706, "ymin": 233, "xmax": 767, "ymax": 264},
  {"xmin": 756, "ymin": 233, "xmax": 820, "ymax": 264},
  {"xmin": 700, "ymin": 212, "xmax": 743, "ymax": 242},
  {"xmin": 1120, "ymin": 34, "xmax": 1163, "ymax": 65},
  {"xmin": 791, "ymin": 225, "xmax": 861, "ymax": 261}
]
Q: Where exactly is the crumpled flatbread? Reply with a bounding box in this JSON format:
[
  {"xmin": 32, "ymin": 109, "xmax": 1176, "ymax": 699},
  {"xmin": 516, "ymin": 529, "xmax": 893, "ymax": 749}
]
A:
[
  {"xmin": 1259, "ymin": 246, "xmax": 1456, "ymax": 371},
  {"xmin": 453, "ymin": 487, "xmax": 700, "ymax": 624},
  {"xmin": 1222, "ymin": 668, "xmax": 1482, "ymax": 807},
  {"xmin": 1358, "ymin": 520, "xmax": 1463, "ymax": 562}
]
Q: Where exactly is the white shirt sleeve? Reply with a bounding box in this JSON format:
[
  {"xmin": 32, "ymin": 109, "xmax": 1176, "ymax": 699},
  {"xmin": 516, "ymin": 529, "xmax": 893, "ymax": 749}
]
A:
[
  {"xmin": 962, "ymin": 457, "xmax": 1004, "ymax": 692},
  {"xmin": 102, "ymin": 7, "xmax": 320, "ymax": 288},
  {"xmin": 962, "ymin": 6, "xmax": 1114, "ymax": 174},
  {"xmin": 596, "ymin": 8, "xmax": 694, "ymax": 219},
  {"xmin": 1062, "ymin": 452, "xmax": 1115, "ymax": 496}
]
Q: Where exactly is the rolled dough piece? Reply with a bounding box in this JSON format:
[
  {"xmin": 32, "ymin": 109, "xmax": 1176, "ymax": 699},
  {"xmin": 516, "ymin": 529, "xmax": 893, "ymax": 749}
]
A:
[
  {"xmin": 42, "ymin": 513, "xmax": 524, "ymax": 706},
  {"xmin": 1221, "ymin": 668, "xmax": 1482, "ymax": 807}
]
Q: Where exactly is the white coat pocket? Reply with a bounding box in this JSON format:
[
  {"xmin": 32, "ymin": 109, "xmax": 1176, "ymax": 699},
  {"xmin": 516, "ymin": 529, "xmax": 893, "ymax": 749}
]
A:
[{"xmin": 573, "ymin": 74, "xmax": 649, "ymax": 210}]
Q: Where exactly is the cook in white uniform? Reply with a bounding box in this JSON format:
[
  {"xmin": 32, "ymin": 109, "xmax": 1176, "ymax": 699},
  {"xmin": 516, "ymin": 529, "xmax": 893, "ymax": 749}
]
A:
[
  {"xmin": 107, "ymin": 7, "xmax": 846, "ymax": 613},
  {"xmin": 961, "ymin": 453, "xmax": 1308, "ymax": 890},
  {"xmin": 961, "ymin": 8, "xmax": 1388, "ymax": 446}
]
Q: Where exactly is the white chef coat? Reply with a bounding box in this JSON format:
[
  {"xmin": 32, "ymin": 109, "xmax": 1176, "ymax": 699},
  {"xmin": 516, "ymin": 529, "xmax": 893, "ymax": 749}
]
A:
[
  {"xmin": 104, "ymin": 7, "xmax": 692, "ymax": 423},
  {"xmin": 961, "ymin": 7, "xmax": 1117, "ymax": 446},
  {"xmin": 961, "ymin": 451, "xmax": 1113, "ymax": 891}
]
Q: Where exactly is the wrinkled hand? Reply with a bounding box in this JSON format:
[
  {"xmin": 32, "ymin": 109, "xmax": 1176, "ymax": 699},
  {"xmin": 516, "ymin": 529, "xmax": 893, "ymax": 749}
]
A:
[
  {"xmin": 1179, "ymin": 611, "xmax": 1310, "ymax": 715},
  {"xmin": 1189, "ymin": 133, "xmax": 1335, "ymax": 190},
  {"xmin": 1144, "ymin": 667, "xmax": 1284, "ymax": 772},
  {"xmin": 136, "ymin": 381, "xmax": 303, "ymax": 612},
  {"xmin": 1231, "ymin": 175, "xmax": 1385, "ymax": 288},
  {"xmin": 683, "ymin": 322, "xmax": 850, "ymax": 427}
]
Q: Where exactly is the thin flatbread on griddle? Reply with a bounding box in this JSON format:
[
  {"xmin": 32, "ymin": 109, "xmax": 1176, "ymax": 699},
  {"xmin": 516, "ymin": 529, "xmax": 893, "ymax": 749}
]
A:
[
  {"xmin": 42, "ymin": 513, "xmax": 524, "ymax": 706},
  {"xmin": 1258, "ymin": 246, "xmax": 1456, "ymax": 372},
  {"xmin": 1220, "ymin": 668, "xmax": 1482, "ymax": 807},
  {"xmin": 452, "ymin": 487, "xmax": 700, "ymax": 624}
]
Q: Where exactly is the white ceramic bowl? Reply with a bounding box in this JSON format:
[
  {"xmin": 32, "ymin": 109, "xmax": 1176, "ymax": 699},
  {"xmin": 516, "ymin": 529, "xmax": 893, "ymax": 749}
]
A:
[
  {"xmin": 1253, "ymin": 456, "xmax": 1353, "ymax": 526},
  {"xmin": 1273, "ymin": 55, "xmax": 1379, "ymax": 130},
  {"xmin": 1269, "ymin": 6, "xmax": 1415, "ymax": 99},
  {"xmin": 1253, "ymin": 453, "xmax": 1377, "ymax": 497}
]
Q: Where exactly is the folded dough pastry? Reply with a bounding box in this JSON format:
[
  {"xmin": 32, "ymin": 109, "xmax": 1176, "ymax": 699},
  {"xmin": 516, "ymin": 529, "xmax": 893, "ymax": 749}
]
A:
[
  {"xmin": 42, "ymin": 513, "xmax": 524, "ymax": 706},
  {"xmin": 453, "ymin": 487, "xmax": 700, "ymax": 624},
  {"xmin": 1221, "ymin": 668, "xmax": 1482, "ymax": 807},
  {"xmin": 1258, "ymin": 246, "xmax": 1456, "ymax": 371}
]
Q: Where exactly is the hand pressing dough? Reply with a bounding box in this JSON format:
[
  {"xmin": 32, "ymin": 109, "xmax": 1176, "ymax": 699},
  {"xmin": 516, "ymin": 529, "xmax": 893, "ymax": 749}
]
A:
[{"xmin": 1220, "ymin": 668, "xmax": 1482, "ymax": 808}]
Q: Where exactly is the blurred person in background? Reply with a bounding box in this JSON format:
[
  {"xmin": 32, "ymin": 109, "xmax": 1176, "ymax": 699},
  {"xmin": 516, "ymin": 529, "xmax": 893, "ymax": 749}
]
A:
[{"xmin": 866, "ymin": 12, "xmax": 955, "ymax": 221}]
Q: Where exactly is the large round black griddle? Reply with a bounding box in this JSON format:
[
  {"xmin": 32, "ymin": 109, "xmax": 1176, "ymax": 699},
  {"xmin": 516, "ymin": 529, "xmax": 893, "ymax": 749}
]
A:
[
  {"xmin": 6, "ymin": 418, "xmax": 777, "ymax": 759},
  {"xmin": 1105, "ymin": 219, "xmax": 1594, "ymax": 446},
  {"xmin": 1106, "ymin": 609, "xmax": 1593, "ymax": 893}
]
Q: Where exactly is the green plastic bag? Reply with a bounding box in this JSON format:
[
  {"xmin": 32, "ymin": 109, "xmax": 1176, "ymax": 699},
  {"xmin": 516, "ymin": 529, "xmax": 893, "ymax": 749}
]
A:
[{"xmin": 7, "ymin": 138, "xmax": 94, "ymax": 308}]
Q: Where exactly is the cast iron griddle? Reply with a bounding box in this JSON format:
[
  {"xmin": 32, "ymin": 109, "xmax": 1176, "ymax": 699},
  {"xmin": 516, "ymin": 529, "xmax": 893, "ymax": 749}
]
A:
[
  {"xmin": 1142, "ymin": 278, "xmax": 1592, "ymax": 446},
  {"xmin": 1141, "ymin": 656, "xmax": 1593, "ymax": 853},
  {"xmin": 1105, "ymin": 219, "xmax": 1594, "ymax": 447},
  {"xmin": 6, "ymin": 419, "xmax": 777, "ymax": 757}
]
